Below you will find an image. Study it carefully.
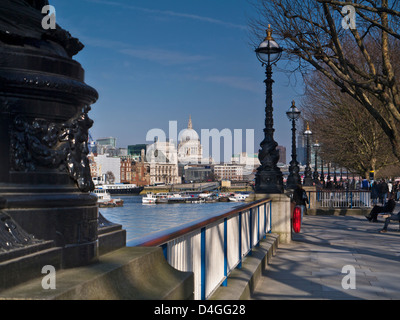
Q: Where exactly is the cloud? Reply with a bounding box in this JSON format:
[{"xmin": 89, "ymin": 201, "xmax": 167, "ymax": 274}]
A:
[
  {"xmin": 204, "ymin": 76, "xmax": 261, "ymax": 93},
  {"xmin": 85, "ymin": 0, "xmax": 248, "ymax": 30},
  {"xmin": 119, "ymin": 48, "xmax": 210, "ymax": 66}
]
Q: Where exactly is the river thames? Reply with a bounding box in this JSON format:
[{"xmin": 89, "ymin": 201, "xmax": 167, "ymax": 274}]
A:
[{"xmin": 100, "ymin": 196, "xmax": 240, "ymax": 246}]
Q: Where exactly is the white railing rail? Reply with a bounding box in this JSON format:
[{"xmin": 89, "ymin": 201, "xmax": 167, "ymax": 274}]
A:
[
  {"xmin": 136, "ymin": 198, "xmax": 272, "ymax": 300},
  {"xmin": 309, "ymin": 190, "xmax": 372, "ymax": 208}
]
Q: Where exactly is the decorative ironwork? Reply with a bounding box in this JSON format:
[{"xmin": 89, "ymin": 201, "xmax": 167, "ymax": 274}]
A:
[
  {"xmin": 0, "ymin": 211, "xmax": 41, "ymax": 253},
  {"xmin": 10, "ymin": 105, "xmax": 95, "ymax": 192}
]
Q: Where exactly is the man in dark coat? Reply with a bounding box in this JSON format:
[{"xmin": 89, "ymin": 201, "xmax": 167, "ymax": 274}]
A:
[
  {"xmin": 366, "ymin": 193, "xmax": 396, "ymax": 222},
  {"xmin": 292, "ymin": 184, "xmax": 309, "ymax": 221}
]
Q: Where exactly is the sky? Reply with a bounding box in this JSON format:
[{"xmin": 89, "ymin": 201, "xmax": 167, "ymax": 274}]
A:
[{"xmin": 50, "ymin": 0, "xmax": 305, "ymax": 162}]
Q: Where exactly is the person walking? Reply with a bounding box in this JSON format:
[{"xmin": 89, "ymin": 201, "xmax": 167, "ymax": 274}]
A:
[
  {"xmin": 293, "ymin": 184, "xmax": 309, "ymax": 222},
  {"xmin": 371, "ymin": 182, "xmax": 379, "ymax": 205},
  {"xmin": 381, "ymin": 180, "xmax": 389, "ymax": 204}
]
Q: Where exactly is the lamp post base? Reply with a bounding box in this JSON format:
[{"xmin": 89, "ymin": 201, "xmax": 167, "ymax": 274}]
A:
[{"xmin": 255, "ymin": 169, "xmax": 284, "ymax": 194}]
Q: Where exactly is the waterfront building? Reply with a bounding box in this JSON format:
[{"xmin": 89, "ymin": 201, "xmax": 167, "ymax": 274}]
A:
[
  {"xmin": 231, "ymin": 152, "xmax": 260, "ymax": 176},
  {"xmin": 214, "ymin": 164, "xmax": 244, "ymax": 181},
  {"xmin": 94, "ymin": 154, "xmax": 121, "ymax": 184},
  {"xmin": 120, "ymin": 150, "xmax": 150, "ymax": 186},
  {"xmin": 147, "ymin": 140, "xmax": 181, "ymax": 185},
  {"xmin": 183, "ymin": 165, "xmax": 214, "ymax": 183}
]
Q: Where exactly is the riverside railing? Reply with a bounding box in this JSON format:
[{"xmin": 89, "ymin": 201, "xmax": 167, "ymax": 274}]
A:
[
  {"xmin": 135, "ymin": 198, "xmax": 272, "ymax": 300},
  {"xmin": 307, "ymin": 190, "xmax": 371, "ymax": 208}
]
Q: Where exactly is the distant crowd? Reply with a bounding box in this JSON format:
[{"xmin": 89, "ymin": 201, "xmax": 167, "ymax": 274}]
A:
[
  {"xmin": 369, "ymin": 180, "xmax": 400, "ymax": 205},
  {"xmin": 319, "ymin": 178, "xmax": 400, "ymax": 204}
]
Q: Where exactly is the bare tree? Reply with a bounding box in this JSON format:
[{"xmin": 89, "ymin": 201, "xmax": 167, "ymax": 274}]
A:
[
  {"xmin": 301, "ymin": 71, "xmax": 398, "ymax": 178},
  {"xmin": 250, "ymin": 0, "xmax": 400, "ymax": 162},
  {"xmin": 105, "ymin": 171, "xmax": 115, "ymax": 184}
]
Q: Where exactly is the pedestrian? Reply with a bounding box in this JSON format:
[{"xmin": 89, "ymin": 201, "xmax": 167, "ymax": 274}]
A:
[
  {"xmin": 366, "ymin": 193, "xmax": 396, "ymax": 222},
  {"xmin": 381, "ymin": 180, "xmax": 389, "ymax": 204},
  {"xmin": 371, "ymin": 181, "xmax": 379, "ymax": 205},
  {"xmin": 292, "ymin": 184, "xmax": 309, "ymax": 222}
]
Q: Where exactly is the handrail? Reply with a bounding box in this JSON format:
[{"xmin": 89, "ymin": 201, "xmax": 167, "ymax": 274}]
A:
[
  {"xmin": 136, "ymin": 198, "xmax": 272, "ymax": 300},
  {"xmin": 137, "ymin": 198, "xmax": 271, "ymax": 247},
  {"xmin": 306, "ymin": 190, "xmax": 371, "ymax": 208}
]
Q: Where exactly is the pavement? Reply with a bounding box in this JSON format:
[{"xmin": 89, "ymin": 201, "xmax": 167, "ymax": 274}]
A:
[{"xmin": 250, "ymin": 203, "xmax": 400, "ymax": 300}]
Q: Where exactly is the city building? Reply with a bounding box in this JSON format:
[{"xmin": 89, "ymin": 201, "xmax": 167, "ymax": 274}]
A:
[
  {"xmin": 183, "ymin": 165, "xmax": 213, "ymax": 183},
  {"xmin": 120, "ymin": 152, "xmax": 150, "ymax": 186},
  {"xmin": 231, "ymin": 152, "xmax": 260, "ymax": 175},
  {"xmin": 96, "ymin": 137, "xmax": 116, "ymax": 148},
  {"xmin": 213, "ymin": 164, "xmax": 244, "ymax": 181},
  {"xmin": 277, "ymin": 146, "xmax": 287, "ymax": 165},
  {"xmin": 128, "ymin": 144, "xmax": 148, "ymax": 158},
  {"xmin": 147, "ymin": 140, "xmax": 181, "ymax": 185},
  {"xmin": 93, "ymin": 154, "xmax": 121, "ymax": 184},
  {"xmin": 296, "ymin": 121, "xmax": 306, "ymax": 165}
]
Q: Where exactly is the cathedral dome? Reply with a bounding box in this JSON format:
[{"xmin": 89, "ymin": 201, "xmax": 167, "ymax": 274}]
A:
[
  {"xmin": 179, "ymin": 115, "xmax": 199, "ymax": 142},
  {"xmin": 179, "ymin": 128, "xmax": 199, "ymax": 142}
]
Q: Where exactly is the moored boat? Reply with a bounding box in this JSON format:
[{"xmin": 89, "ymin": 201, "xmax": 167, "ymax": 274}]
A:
[
  {"xmin": 93, "ymin": 188, "xmax": 124, "ymax": 207},
  {"xmin": 142, "ymin": 193, "xmax": 157, "ymax": 204},
  {"xmin": 96, "ymin": 184, "xmax": 144, "ymax": 195},
  {"xmin": 228, "ymin": 193, "xmax": 249, "ymax": 202}
]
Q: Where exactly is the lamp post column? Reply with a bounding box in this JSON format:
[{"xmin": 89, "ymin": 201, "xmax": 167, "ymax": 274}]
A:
[
  {"xmin": 303, "ymin": 123, "xmax": 313, "ymax": 186},
  {"xmin": 313, "ymin": 142, "xmax": 320, "ymax": 183},
  {"xmin": 286, "ymin": 101, "xmax": 301, "ymax": 190},
  {"xmin": 254, "ymin": 25, "xmax": 284, "ymax": 194}
]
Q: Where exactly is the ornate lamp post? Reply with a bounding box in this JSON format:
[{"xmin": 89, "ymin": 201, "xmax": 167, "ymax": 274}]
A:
[
  {"xmin": 286, "ymin": 100, "xmax": 301, "ymax": 189},
  {"xmin": 313, "ymin": 141, "xmax": 320, "ymax": 183},
  {"xmin": 254, "ymin": 25, "xmax": 284, "ymax": 194},
  {"xmin": 320, "ymin": 158, "xmax": 325, "ymax": 187},
  {"xmin": 327, "ymin": 162, "xmax": 332, "ymax": 188},
  {"xmin": 303, "ymin": 123, "xmax": 313, "ymax": 186}
]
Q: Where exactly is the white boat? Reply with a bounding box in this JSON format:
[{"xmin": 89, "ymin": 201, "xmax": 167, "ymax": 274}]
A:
[
  {"xmin": 95, "ymin": 184, "xmax": 144, "ymax": 195},
  {"xmin": 228, "ymin": 194, "xmax": 249, "ymax": 202},
  {"xmin": 93, "ymin": 188, "xmax": 124, "ymax": 207},
  {"xmin": 142, "ymin": 193, "xmax": 157, "ymax": 204}
]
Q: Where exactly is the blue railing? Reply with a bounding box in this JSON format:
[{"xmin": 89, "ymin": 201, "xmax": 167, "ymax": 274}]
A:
[{"xmin": 135, "ymin": 198, "xmax": 272, "ymax": 300}]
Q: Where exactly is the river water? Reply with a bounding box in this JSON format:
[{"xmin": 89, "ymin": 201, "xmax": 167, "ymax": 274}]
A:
[{"xmin": 99, "ymin": 196, "xmax": 240, "ymax": 246}]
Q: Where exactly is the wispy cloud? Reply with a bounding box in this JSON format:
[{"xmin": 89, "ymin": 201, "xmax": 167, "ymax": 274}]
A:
[
  {"xmin": 79, "ymin": 34, "xmax": 211, "ymax": 66},
  {"xmin": 85, "ymin": 0, "xmax": 248, "ymax": 31},
  {"xmin": 120, "ymin": 48, "xmax": 210, "ymax": 66},
  {"xmin": 204, "ymin": 76, "xmax": 261, "ymax": 93}
]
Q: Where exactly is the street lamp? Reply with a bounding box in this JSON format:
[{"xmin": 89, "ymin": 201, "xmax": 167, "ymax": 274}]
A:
[
  {"xmin": 286, "ymin": 100, "xmax": 301, "ymax": 189},
  {"xmin": 313, "ymin": 141, "xmax": 320, "ymax": 183},
  {"xmin": 303, "ymin": 123, "xmax": 313, "ymax": 186},
  {"xmin": 254, "ymin": 25, "xmax": 284, "ymax": 194}
]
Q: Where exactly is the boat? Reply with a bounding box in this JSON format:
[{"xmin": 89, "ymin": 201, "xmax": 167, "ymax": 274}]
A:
[
  {"xmin": 142, "ymin": 193, "xmax": 157, "ymax": 204},
  {"xmin": 228, "ymin": 194, "xmax": 249, "ymax": 202},
  {"xmin": 93, "ymin": 188, "xmax": 124, "ymax": 208},
  {"xmin": 96, "ymin": 184, "xmax": 144, "ymax": 195}
]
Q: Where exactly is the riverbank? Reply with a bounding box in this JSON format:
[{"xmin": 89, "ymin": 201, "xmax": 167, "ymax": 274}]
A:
[{"xmin": 140, "ymin": 184, "xmax": 253, "ymax": 195}]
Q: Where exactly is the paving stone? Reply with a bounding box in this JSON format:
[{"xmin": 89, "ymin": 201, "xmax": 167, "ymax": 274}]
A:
[{"xmin": 251, "ymin": 203, "xmax": 400, "ymax": 300}]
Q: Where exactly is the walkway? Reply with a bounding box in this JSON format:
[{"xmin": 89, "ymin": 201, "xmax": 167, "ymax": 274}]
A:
[{"xmin": 251, "ymin": 204, "xmax": 400, "ymax": 300}]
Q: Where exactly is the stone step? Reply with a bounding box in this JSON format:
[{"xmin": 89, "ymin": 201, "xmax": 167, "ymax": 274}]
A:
[{"xmin": 0, "ymin": 246, "xmax": 194, "ymax": 300}]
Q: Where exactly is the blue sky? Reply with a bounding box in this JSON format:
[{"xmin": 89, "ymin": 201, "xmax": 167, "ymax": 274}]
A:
[{"xmin": 51, "ymin": 0, "xmax": 304, "ymax": 162}]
